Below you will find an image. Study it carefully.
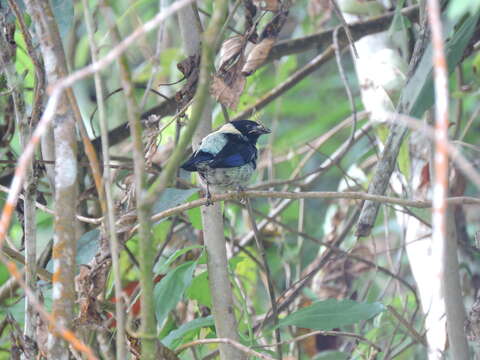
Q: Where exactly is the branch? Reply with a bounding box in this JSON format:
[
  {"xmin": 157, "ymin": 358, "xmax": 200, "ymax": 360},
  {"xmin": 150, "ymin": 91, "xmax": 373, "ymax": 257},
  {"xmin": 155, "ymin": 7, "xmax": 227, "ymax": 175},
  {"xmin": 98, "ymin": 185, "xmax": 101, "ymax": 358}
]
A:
[
  {"xmin": 0, "ymin": 0, "xmax": 195, "ymax": 271},
  {"xmin": 267, "ymin": 5, "xmax": 419, "ymax": 61},
  {"xmin": 126, "ymin": 191, "xmax": 480, "ymax": 235},
  {"xmin": 84, "ymin": 1, "xmax": 126, "ymax": 358},
  {"xmin": 175, "ymin": 338, "xmax": 276, "ymax": 360},
  {"xmin": 87, "ymin": 6, "xmax": 420, "ymax": 153},
  {"xmin": 245, "ymin": 199, "xmax": 282, "ymax": 359},
  {"xmin": 427, "ymin": 0, "xmax": 470, "ymax": 358},
  {"xmin": 259, "ymin": 329, "xmax": 382, "ymax": 353}
]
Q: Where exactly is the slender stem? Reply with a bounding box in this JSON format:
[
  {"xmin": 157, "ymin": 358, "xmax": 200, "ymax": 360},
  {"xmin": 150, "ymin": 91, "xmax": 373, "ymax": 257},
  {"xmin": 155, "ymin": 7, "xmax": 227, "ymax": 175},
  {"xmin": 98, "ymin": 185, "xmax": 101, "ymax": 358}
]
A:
[
  {"xmin": 245, "ymin": 198, "xmax": 283, "ymax": 359},
  {"xmin": 82, "ymin": 1, "xmax": 126, "ymax": 358}
]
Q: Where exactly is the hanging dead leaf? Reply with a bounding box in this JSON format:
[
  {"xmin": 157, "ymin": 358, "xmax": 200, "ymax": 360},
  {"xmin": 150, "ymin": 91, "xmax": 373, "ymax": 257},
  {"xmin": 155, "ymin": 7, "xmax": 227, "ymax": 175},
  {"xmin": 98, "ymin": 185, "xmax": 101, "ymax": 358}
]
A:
[
  {"xmin": 419, "ymin": 162, "xmax": 430, "ymax": 190},
  {"xmin": 242, "ymin": 38, "xmax": 276, "ymax": 75},
  {"xmin": 211, "ymin": 60, "xmax": 246, "ymax": 109},
  {"xmin": 175, "ymin": 55, "xmax": 200, "ymax": 109},
  {"xmin": 253, "ymin": 0, "xmax": 280, "ymax": 12},
  {"xmin": 211, "ymin": 75, "xmax": 246, "ymax": 110},
  {"xmin": 218, "ymin": 35, "xmax": 244, "ymax": 70}
]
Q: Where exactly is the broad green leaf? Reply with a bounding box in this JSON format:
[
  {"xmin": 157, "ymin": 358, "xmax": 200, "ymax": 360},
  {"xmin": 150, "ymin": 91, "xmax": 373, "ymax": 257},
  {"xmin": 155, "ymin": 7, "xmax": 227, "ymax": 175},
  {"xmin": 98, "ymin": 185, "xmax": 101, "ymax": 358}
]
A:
[
  {"xmin": 155, "ymin": 245, "xmax": 204, "ymax": 274},
  {"xmin": 315, "ymin": 351, "xmax": 350, "ymax": 360},
  {"xmin": 77, "ymin": 228, "xmax": 100, "ymax": 265},
  {"xmin": 152, "ymin": 220, "xmax": 172, "ymax": 243},
  {"xmin": 278, "ymin": 299, "xmax": 385, "ymax": 330},
  {"xmin": 404, "ymin": 12, "xmax": 480, "ymax": 117},
  {"xmin": 14, "ymin": 29, "xmax": 34, "ymax": 104},
  {"xmin": 51, "ymin": 0, "xmax": 74, "ymax": 40},
  {"xmin": 389, "ymin": 0, "xmax": 408, "ymax": 34},
  {"xmin": 186, "ymin": 271, "xmax": 212, "ymax": 308},
  {"xmin": 161, "ymin": 316, "xmax": 214, "ymax": 348},
  {"xmin": 186, "ymin": 193, "xmax": 202, "ymax": 229},
  {"xmin": 398, "ymin": 135, "xmax": 411, "ymax": 179},
  {"xmin": 154, "ymin": 261, "xmax": 197, "ymax": 328},
  {"xmin": 152, "ymin": 188, "xmax": 199, "ymax": 219},
  {"xmin": 448, "ymin": 0, "xmax": 480, "ymax": 20},
  {"xmin": 7, "ymin": 288, "xmax": 52, "ymax": 324}
]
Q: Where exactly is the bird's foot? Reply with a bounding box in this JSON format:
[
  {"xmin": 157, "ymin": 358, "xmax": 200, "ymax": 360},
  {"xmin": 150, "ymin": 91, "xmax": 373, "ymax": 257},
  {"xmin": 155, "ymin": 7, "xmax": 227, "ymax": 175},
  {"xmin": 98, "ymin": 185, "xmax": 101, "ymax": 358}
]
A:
[
  {"xmin": 205, "ymin": 188, "xmax": 213, "ymax": 206},
  {"xmin": 236, "ymin": 186, "xmax": 247, "ymax": 204}
]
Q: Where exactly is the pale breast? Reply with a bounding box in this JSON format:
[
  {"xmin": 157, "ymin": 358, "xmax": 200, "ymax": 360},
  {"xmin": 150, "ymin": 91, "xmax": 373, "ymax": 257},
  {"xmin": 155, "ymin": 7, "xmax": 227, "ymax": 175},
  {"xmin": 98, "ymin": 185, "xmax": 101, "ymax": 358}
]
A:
[{"xmin": 200, "ymin": 163, "xmax": 255, "ymax": 190}]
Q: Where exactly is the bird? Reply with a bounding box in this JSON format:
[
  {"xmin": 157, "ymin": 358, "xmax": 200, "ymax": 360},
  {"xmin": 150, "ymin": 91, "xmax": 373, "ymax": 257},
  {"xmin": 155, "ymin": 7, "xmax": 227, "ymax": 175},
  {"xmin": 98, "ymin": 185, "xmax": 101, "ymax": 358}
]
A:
[{"xmin": 181, "ymin": 120, "xmax": 271, "ymax": 204}]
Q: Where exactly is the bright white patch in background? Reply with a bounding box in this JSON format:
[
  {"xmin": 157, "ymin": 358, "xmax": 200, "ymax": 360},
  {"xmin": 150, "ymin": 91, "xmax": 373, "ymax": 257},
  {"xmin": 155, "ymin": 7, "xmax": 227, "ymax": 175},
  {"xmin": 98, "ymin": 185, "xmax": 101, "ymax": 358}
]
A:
[
  {"xmin": 55, "ymin": 140, "xmax": 77, "ymax": 188},
  {"xmin": 52, "ymin": 282, "xmax": 63, "ymax": 300}
]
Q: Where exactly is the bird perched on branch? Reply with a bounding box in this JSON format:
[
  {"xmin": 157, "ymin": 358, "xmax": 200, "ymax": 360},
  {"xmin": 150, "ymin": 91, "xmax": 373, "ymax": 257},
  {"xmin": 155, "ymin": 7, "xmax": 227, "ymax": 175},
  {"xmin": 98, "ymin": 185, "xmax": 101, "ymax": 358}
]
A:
[{"xmin": 181, "ymin": 120, "xmax": 271, "ymax": 204}]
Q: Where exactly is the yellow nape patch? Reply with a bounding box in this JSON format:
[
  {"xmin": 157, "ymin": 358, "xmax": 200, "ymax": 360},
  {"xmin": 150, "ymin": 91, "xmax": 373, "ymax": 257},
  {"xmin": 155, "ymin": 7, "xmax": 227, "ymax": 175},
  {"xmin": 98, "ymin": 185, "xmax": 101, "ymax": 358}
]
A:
[{"xmin": 216, "ymin": 123, "xmax": 241, "ymax": 135}]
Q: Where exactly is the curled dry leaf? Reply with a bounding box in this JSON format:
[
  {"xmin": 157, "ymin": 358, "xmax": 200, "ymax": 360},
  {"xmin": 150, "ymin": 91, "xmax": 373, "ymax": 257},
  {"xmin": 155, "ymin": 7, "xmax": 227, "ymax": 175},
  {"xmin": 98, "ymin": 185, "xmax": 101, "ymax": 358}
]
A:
[
  {"xmin": 253, "ymin": 0, "xmax": 280, "ymax": 12},
  {"xmin": 241, "ymin": 37, "xmax": 276, "ymax": 75},
  {"xmin": 211, "ymin": 60, "xmax": 246, "ymax": 110},
  {"xmin": 218, "ymin": 35, "xmax": 244, "ymax": 70},
  {"xmin": 175, "ymin": 55, "xmax": 200, "ymax": 109}
]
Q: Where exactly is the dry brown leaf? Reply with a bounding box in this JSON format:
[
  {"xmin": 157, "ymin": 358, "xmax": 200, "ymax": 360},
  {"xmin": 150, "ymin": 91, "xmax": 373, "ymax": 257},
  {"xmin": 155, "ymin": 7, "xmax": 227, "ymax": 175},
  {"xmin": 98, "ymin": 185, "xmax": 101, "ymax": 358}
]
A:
[
  {"xmin": 218, "ymin": 35, "xmax": 244, "ymax": 70},
  {"xmin": 211, "ymin": 60, "xmax": 246, "ymax": 110},
  {"xmin": 241, "ymin": 38, "xmax": 276, "ymax": 76},
  {"xmin": 253, "ymin": 0, "xmax": 280, "ymax": 12}
]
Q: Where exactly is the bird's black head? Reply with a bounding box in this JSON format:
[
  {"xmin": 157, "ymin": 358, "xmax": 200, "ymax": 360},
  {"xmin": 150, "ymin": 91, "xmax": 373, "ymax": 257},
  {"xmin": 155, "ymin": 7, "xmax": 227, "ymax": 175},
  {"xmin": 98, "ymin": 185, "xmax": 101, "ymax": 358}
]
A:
[{"xmin": 229, "ymin": 120, "xmax": 271, "ymax": 143}]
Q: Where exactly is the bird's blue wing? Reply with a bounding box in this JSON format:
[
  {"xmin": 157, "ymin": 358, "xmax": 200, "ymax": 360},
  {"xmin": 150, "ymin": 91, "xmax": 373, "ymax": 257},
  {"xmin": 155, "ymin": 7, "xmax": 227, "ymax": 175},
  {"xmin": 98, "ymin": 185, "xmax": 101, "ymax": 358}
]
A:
[
  {"xmin": 209, "ymin": 142, "xmax": 257, "ymax": 169},
  {"xmin": 181, "ymin": 150, "xmax": 214, "ymax": 171}
]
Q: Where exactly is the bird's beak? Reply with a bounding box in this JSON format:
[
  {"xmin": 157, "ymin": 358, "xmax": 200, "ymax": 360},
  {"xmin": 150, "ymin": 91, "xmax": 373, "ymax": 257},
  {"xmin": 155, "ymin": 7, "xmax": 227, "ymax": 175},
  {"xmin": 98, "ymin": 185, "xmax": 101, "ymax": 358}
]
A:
[{"xmin": 251, "ymin": 124, "xmax": 271, "ymax": 135}]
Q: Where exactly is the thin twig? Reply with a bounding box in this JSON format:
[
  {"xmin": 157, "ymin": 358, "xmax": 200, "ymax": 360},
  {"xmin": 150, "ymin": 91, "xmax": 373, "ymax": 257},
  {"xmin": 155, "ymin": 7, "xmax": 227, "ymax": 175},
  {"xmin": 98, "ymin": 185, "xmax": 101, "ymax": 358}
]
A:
[
  {"xmin": 131, "ymin": 191, "xmax": 480, "ymax": 235},
  {"xmin": 387, "ymin": 305, "xmax": 427, "ymax": 346},
  {"xmin": 232, "ymin": 45, "xmax": 336, "ymax": 120},
  {"xmin": 330, "ymin": 0, "xmax": 359, "ymax": 57},
  {"xmin": 258, "ymin": 329, "xmax": 381, "ymax": 352},
  {"xmin": 245, "ymin": 198, "xmax": 283, "ymax": 360},
  {"xmin": 83, "ymin": 0, "xmax": 126, "ymax": 357},
  {"xmin": 0, "ymin": 0, "xmax": 196, "ymax": 252},
  {"xmin": 175, "ymin": 338, "xmax": 276, "ymax": 360}
]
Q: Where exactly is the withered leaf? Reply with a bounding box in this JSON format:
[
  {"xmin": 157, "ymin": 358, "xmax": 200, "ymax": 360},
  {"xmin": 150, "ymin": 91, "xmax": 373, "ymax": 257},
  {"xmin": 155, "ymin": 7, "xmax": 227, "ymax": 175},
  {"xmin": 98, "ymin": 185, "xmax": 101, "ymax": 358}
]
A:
[
  {"xmin": 212, "ymin": 56, "xmax": 246, "ymax": 110},
  {"xmin": 242, "ymin": 38, "xmax": 276, "ymax": 76},
  {"xmin": 218, "ymin": 35, "xmax": 244, "ymax": 70},
  {"xmin": 175, "ymin": 55, "xmax": 200, "ymax": 109},
  {"xmin": 253, "ymin": 0, "xmax": 280, "ymax": 12}
]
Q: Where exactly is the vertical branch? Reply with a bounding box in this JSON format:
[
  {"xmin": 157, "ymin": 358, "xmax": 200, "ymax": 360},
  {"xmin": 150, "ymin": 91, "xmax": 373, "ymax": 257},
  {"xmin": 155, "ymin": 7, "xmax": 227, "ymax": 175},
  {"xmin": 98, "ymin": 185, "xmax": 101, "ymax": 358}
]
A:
[
  {"xmin": 177, "ymin": 2, "xmax": 245, "ymax": 358},
  {"xmin": 23, "ymin": 2, "xmax": 78, "ymax": 358},
  {"xmin": 99, "ymin": 2, "xmax": 155, "ymax": 358},
  {"xmin": 427, "ymin": 0, "xmax": 469, "ymax": 358},
  {"xmin": 82, "ymin": 1, "xmax": 126, "ymax": 358},
  {"xmin": 0, "ymin": 14, "xmax": 37, "ymax": 342}
]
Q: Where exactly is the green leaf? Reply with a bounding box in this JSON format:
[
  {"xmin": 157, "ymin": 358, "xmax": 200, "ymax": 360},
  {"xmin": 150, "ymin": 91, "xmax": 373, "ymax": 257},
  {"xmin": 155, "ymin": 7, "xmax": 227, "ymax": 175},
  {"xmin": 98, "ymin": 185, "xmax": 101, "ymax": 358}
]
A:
[
  {"xmin": 314, "ymin": 351, "xmax": 350, "ymax": 360},
  {"xmin": 186, "ymin": 193, "xmax": 202, "ymax": 229},
  {"xmin": 154, "ymin": 261, "xmax": 197, "ymax": 328},
  {"xmin": 161, "ymin": 316, "xmax": 214, "ymax": 348},
  {"xmin": 388, "ymin": 0, "xmax": 408, "ymax": 34},
  {"xmin": 397, "ymin": 134, "xmax": 411, "ymax": 179},
  {"xmin": 77, "ymin": 228, "xmax": 100, "ymax": 265},
  {"xmin": 152, "ymin": 188, "xmax": 199, "ymax": 220},
  {"xmin": 403, "ymin": 12, "xmax": 480, "ymax": 117},
  {"xmin": 152, "ymin": 220, "xmax": 172, "ymax": 243},
  {"xmin": 448, "ymin": 0, "xmax": 480, "ymax": 20},
  {"xmin": 186, "ymin": 271, "xmax": 212, "ymax": 308},
  {"xmin": 51, "ymin": 0, "xmax": 74, "ymax": 40},
  {"xmin": 278, "ymin": 299, "xmax": 385, "ymax": 330},
  {"xmin": 155, "ymin": 245, "xmax": 204, "ymax": 274}
]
